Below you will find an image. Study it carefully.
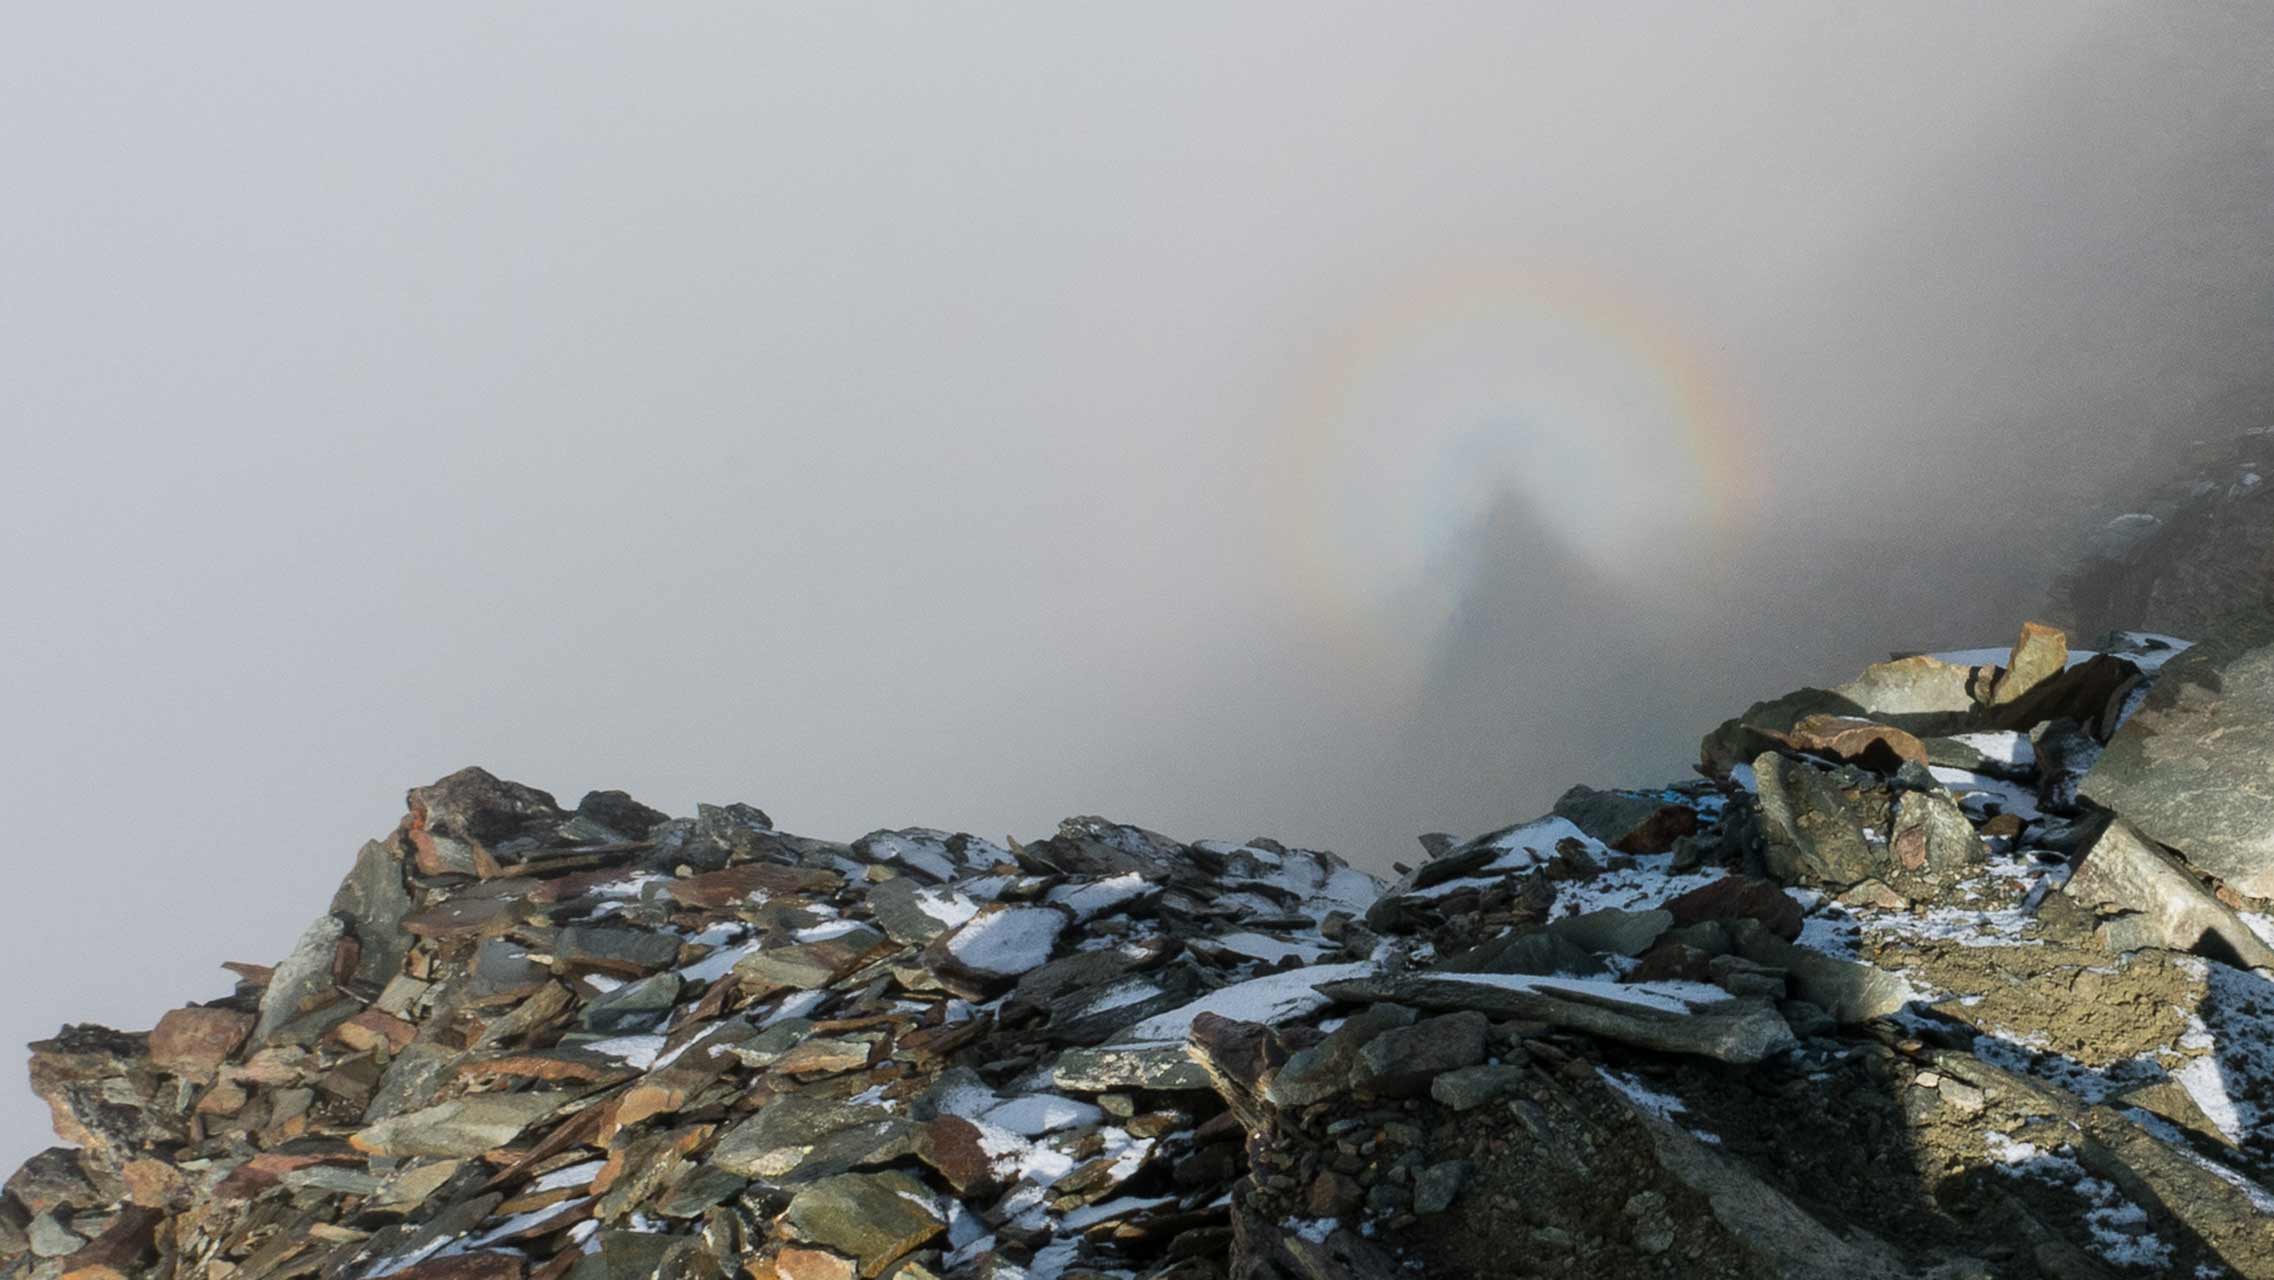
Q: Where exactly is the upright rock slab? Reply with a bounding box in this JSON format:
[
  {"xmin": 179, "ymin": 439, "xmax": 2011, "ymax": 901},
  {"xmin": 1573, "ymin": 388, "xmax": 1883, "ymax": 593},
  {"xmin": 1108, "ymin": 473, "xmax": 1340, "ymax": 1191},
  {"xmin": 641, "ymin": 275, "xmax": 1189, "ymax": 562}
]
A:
[
  {"xmin": 2081, "ymin": 607, "xmax": 2274, "ymax": 896},
  {"xmin": 2061, "ymin": 819, "xmax": 2274, "ymax": 970}
]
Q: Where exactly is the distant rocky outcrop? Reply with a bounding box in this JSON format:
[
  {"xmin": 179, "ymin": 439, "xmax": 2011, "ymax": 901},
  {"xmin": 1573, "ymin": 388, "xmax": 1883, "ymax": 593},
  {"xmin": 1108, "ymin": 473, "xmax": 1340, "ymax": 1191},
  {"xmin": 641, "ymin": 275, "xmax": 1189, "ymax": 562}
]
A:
[
  {"xmin": 9, "ymin": 615, "xmax": 2274, "ymax": 1278},
  {"xmin": 2056, "ymin": 425, "xmax": 2274, "ymax": 638}
]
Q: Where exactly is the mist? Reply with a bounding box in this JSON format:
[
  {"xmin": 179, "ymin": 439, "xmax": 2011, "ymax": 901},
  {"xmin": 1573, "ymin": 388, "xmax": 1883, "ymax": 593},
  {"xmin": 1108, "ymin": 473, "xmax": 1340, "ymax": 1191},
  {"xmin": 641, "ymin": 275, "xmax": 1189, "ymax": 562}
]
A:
[{"xmin": 7, "ymin": 3, "xmax": 2274, "ymax": 1163}]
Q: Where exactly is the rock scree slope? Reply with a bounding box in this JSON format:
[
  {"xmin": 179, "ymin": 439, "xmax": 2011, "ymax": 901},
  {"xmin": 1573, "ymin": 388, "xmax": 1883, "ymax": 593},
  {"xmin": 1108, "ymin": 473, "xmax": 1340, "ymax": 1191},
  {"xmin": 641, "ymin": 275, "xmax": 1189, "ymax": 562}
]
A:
[{"xmin": 8, "ymin": 618, "xmax": 2274, "ymax": 1278}]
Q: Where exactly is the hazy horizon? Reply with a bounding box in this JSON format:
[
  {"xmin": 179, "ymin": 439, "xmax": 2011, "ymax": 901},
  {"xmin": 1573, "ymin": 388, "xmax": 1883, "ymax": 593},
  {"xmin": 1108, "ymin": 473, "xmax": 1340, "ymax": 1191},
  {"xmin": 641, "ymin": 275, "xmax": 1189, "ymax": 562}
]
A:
[{"xmin": 8, "ymin": 3, "xmax": 2274, "ymax": 1165}]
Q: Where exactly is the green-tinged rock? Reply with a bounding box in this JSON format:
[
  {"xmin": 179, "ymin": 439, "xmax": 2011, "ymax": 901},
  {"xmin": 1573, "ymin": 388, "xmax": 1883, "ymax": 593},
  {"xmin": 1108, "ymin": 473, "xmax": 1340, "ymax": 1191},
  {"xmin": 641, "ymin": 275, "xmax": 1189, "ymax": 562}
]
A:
[
  {"xmin": 349, "ymin": 1091, "xmax": 567, "ymax": 1157},
  {"xmin": 2081, "ymin": 608, "xmax": 2274, "ymax": 897},
  {"xmin": 782, "ymin": 1170, "xmax": 943, "ymax": 1278}
]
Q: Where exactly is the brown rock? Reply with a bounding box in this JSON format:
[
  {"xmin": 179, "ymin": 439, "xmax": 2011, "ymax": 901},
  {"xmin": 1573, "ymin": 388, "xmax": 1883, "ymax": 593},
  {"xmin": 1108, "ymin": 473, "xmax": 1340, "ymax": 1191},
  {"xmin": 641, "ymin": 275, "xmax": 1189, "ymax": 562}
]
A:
[
  {"xmin": 387, "ymin": 1252, "xmax": 527, "ymax": 1280},
  {"xmin": 1660, "ymin": 877, "xmax": 1804, "ymax": 942},
  {"xmin": 402, "ymin": 896, "xmax": 523, "ymax": 941},
  {"xmin": 774, "ymin": 1249, "xmax": 858, "ymax": 1280},
  {"xmin": 148, "ymin": 1007, "xmax": 255, "ymax": 1079},
  {"xmin": 1779, "ymin": 715, "xmax": 1928, "ymax": 773},
  {"xmin": 333, "ymin": 1009, "xmax": 418, "ymax": 1054},
  {"xmin": 56, "ymin": 1205, "xmax": 160, "ymax": 1280},
  {"xmin": 119, "ymin": 1158, "xmax": 187, "ymax": 1208},
  {"xmin": 1990, "ymin": 621, "xmax": 2069, "ymax": 706},
  {"xmin": 405, "ymin": 767, "xmax": 567, "ymax": 878},
  {"xmin": 1306, "ymin": 1170, "xmax": 1364, "ymax": 1217},
  {"xmin": 915, "ymin": 1116, "xmax": 999, "ymax": 1196},
  {"xmin": 665, "ymin": 863, "xmax": 844, "ymax": 910}
]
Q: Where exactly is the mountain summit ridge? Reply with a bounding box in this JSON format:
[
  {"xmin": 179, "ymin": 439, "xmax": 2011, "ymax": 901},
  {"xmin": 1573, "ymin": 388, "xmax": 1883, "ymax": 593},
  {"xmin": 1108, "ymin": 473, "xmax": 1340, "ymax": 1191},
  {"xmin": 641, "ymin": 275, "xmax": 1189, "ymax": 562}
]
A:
[{"xmin": 9, "ymin": 612, "xmax": 2274, "ymax": 1278}]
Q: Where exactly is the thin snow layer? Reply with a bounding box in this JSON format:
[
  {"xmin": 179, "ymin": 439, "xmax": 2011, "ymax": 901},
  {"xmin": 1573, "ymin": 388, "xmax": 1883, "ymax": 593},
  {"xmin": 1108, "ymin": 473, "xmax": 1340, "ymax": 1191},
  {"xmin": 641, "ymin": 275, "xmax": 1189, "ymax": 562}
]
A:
[
  {"xmin": 2104, "ymin": 631, "xmax": 2194, "ymax": 673},
  {"xmin": 1928, "ymin": 767, "xmax": 2042, "ymax": 822},
  {"xmin": 914, "ymin": 887, "xmax": 981, "ymax": 930},
  {"xmin": 1985, "ymin": 1132, "xmax": 2172, "ymax": 1270},
  {"xmin": 1081, "ymin": 979, "xmax": 1165, "ymax": 1018},
  {"xmin": 759, "ymin": 989, "xmax": 830, "ymax": 1028},
  {"xmin": 1439, "ymin": 972, "xmax": 1731, "ymax": 1014},
  {"xmin": 1598, "ymin": 1067, "xmax": 1687, "ymax": 1122},
  {"xmin": 1212, "ymin": 932, "xmax": 1328, "ymax": 963},
  {"xmin": 1047, "ymin": 873, "xmax": 1154, "ymax": 921},
  {"xmin": 1285, "ymin": 1217, "xmax": 1338, "ymax": 1245},
  {"xmin": 678, "ymin": 939, "xmax": 762, "ymax": 984},
  {"xmin": 1120, "ymin": 963, "xmax": 1374, "ymax": 1044},
  {"xmin": 1405, "ymin": 818, "xmax": 1607, "ymax": 902},
  {"xmin": 865, "ymin": 831, "xmax": 962, "ymax": 882},
  {"xmin": 1946, "ymin": 731, "xmax": 2036, "ymax": 769},
  {"xmin": 581, "ymin": 1033, "xmax": 668, "ymax": 1070},
  {"xmin": 1552, "ymin": 853, "xmax": 1724, "ymax": 917},
  {"xmin": 982, "ymin": 1094, "xmax": 1103, "ymax": 1137},
  {"xmin": 946, "ymin": 906, "xmax": 1068, "ymax": 977},
  {"xmin": 2176, "ymin": 963, "xmax": 2274, "ymax": 1148}
]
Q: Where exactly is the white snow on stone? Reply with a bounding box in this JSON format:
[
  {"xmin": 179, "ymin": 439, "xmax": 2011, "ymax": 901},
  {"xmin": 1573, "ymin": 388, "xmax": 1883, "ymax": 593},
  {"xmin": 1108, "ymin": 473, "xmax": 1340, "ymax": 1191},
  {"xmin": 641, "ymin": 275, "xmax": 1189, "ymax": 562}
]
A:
[
  {"xmin": 865, "ymin": 831, "xmax": 961, "ymax": 881},
  {"xmin": 793, "ymin": 919, "xmax": 864, "ymax": 942},
  {"xmin": 1928, "ymin": 768, "xmax": 2042, "ymax": 822},
  {"xmin": 1286, "ymin": 1217, "xmax": 1338, "ymax": 1244},
  {"xmin": 1946, "ymin": 731, "xmax": 2036, "ymax": 769},
  {"xmin": 1598, "ymin": 1067, "xmax": 1688, "ymax": 1122},
  {"xmin": 1439, "ymin": 972, "xmax": 1731, "ymax": 1013},
  {"xmin": 982, "ymin": 1094, "xmax": 1103, "ymax": 1137},
  {"xmin": 1082, "ymin": 980, "xmax": 1165, "ymax": 1017},
  {"xmin": 1058, "ymin": 1193, "xmax": 1177, "ymax": 1231},
  {"xmin": 1047, "ymin": 873, "xmax": 1154, "ymax": 921},
  {"xmin": 581, "ymin": 1033, "xmax": 667, "ymax": 1069},
  {"xmin": 679, "ymin": 939, "xmax": 764, "ymax": 984},
  {"xmin": 759, "ymin": 989, "xmax": 829, "ymax": 1028},
  {"xmin": 1212, "ymin": 932, "xmax": 1329, "ymax": 963},
  {"xmin": 1120, "ymin": 963, "xmax": 1375, "ymax": 1044},
  {"xmin": 946, "ymin": 906, "xmax": 1068, "ymax": 977},
  {"xmin": 1552, "ymin": 854, "xmax": 1724, "ymax": 917},
  {"xmin": 528, "ymin": 1159, "xmax": 606, "ymax": 1193},
  {"xmin": 914, "ymin": 886, "xmax": 982, "ymax": 930}
]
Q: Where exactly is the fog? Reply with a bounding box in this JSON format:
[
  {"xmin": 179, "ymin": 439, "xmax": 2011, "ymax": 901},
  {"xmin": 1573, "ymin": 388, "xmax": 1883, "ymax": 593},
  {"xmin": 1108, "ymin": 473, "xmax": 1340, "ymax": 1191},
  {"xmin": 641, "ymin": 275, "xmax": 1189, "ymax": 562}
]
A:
[{"xmin": 7, "ymin": 3, "xmax": 2274, "ymax": 1162}]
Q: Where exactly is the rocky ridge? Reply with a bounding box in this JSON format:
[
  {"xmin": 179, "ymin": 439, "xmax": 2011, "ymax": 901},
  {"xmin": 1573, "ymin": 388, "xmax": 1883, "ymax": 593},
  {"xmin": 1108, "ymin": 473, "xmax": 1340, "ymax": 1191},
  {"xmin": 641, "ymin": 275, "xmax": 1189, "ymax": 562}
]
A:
[{"xmin": 6, "ymin": 617, "xmax": 2274, "ymax": 1278}]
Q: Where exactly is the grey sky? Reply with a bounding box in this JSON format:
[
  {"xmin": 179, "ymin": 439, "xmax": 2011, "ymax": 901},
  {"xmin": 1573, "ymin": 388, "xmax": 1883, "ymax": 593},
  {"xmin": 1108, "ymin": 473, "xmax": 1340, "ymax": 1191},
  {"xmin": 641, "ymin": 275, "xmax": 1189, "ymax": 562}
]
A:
[{"xmin": 6, "ymin": 4, "xmax": 2274, "ymax": 1164}]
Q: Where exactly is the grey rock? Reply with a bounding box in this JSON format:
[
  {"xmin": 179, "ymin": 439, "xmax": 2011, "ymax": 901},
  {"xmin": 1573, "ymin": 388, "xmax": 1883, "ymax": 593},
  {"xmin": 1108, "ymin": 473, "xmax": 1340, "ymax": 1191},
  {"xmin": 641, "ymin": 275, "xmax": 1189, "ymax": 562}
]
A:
[
  {"xmin": 363, "ymin": 1041, "xmax": 458, "ymax": 1123},
  {"xmin": 330, "ymin": 839, "xmax": 415, "ymax": 992},
  {"xmin": 1052, "ymin": 1044, "xmax": 1214, "ymax": 1092},
  {"xmin": 1324, "ymin": 974, "xmax": 1794, "ymax": 1065},
  {"xmin": 1725, "ymin": 921, "xmax": 1915, "ymax": 1024},
  {"xmin": 781, "ymin": 1171, "xmax": 943, "ymax": 1275},
  {"xmin": 253, "ymin": 912, "xmax": 348, "ymax": 1045},
  {"xmin": 580, "ymin": 972, "xmax": 683, "ymax": 1034},
  {"xmin": 865, "ymin": 874, "xmax": 967, "ymax": 946},
  {"xmin": 1832, "ymin": 655, "xmax": 1984, "ymax": 735},
  {"xmin": 710, "ymin": 1091, "xmax": 902, "ymax": 1180},
  {"xmin": 349, "ymin": 1091, "xmax": 567, "ymax": 1158},
  {"xmin": 1753, "ymin": 753, "xmax": 1881, "ymax": 889},
  {"xmin": 554, "ymin": 925, "xmax": 682, "ymax": 975},
  {"xmin": 1440, "ymin": 930, "xmax": 1608, "ymax": 977},
  {"xmin": 1429, "ymin": 1064, "xmax": 1525, "ymax": 1111},
  {"xmin": 1266, "ymin": 1003, "xmax": 1419, "ymax": 1108},
  {"xmin": 2081, "ymin": 609, "xmax": 2274, "ymax": 896},
  {"xmin": 1885, "ymin": 785, "xmax": 1986, "ymax": 894},
  {"xmin": 727, "ymin": 1018, "xmax": 817, "ymax": 1069},
  {"xmin": 1412, "ymin": 1160, "xmax": 1470, "ymax": 1215},
  {"xmin": 2061, "ymin": 818, "xmax": 2274, "ymax": 970},
  {"xmin": 26, "ymin": 1211, "xmax": 83, "ymax": 1258},
  {"xmin": 1546, "ymin": 908, "xmax": 1673, "ymax": 958},
  {"xmin": 1551, "ymin": 785, "xmax": 1696, "ymax": 854},
  {"xmin": 1351, "ymin": 1011, "xmax": 1489, "ymax": 1096}
]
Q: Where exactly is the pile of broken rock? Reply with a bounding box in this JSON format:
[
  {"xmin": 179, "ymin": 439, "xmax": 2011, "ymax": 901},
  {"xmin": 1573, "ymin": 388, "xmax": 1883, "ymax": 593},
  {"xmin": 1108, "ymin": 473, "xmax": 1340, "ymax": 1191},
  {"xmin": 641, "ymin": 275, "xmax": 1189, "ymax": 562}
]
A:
[{"xmin": 7, "ymin": 615, "xmax": 2274, "ymax": 1279}]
